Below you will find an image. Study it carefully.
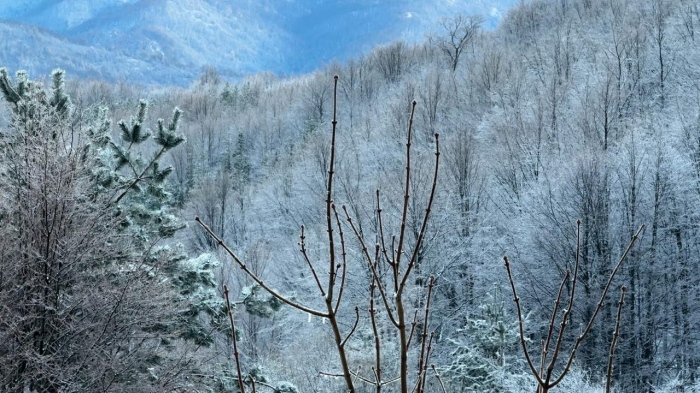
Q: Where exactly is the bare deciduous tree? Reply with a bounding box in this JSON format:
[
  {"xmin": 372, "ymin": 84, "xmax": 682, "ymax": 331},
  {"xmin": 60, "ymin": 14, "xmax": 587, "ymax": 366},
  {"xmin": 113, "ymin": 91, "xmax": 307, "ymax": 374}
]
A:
[
  {"xmin": 430, "ymin": 14, "xmax": 484, "ymax": 72},
  {"xmin": 504, "ymin": 221, "xmax": 644, "ymax": 393},
  {"xmin": 197, "ymin": 77, "xmax": 442, "ymax": 393}
]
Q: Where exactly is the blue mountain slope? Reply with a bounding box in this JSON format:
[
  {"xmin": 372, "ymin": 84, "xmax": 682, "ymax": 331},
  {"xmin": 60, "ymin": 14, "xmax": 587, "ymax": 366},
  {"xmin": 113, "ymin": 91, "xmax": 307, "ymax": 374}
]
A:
[
  {"xmin": 0, "ymin": 0, "xmax": 518, "ymax": 85},
  {"xmin": 0, "ymin": 21, "xmax": 192, "ymax": 85},
  {"xmin": 66, "ymin": 0, "xmax": 290, "ymax": 76},
  {"xmin": 0, "ymin": 0, "xmax": 49, "ymax": 19},
  {"xmin": 0, "ymin": 22, "xmax": 192, "ymax": 85}
]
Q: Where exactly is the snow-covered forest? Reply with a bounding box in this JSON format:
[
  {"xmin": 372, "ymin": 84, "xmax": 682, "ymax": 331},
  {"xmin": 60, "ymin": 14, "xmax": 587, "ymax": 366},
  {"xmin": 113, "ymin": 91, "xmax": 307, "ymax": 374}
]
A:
[{"xmin": 2, "ymin": 0, "xmax": 700, "ymax": 391}]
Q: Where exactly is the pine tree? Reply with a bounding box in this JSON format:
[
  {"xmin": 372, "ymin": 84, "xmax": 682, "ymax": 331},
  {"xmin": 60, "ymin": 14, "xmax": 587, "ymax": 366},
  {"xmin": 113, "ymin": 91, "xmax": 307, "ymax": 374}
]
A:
[
  {"xmin": 0, "ymin": 68, "xmax": 222, "ymax": 391},
  {"xmin": 443, "ymin": 288, "xmax": 529, "ymax": 392},
  {"xmin": 232, "ymin": 132, "xmax": 251, "ymax": 187},
  {"xmin": 91, "ymin": 87, "xmax": 224, "ymax": 347}
]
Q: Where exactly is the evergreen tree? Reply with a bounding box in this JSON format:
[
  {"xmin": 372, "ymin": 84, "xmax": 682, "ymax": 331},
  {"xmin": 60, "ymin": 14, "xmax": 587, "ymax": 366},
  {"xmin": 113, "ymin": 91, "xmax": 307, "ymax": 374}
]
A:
[
  {"xmin": 221, "ymin": 82, "xmax": 239, "ymax": 108},
  {"xmin": 232, "ymin": 132, "xmax": 251, "ymax": 187},
  {"xmin": 88, "ymin": 82, "xmax": 225, "ymax": 348},
  {"xmin": 443, "ymin": 288, "xmax": 529, "ymax": 392},
  {"xmin": 0, "ymin": 68, "xmax": 222, "ymax": 392}
]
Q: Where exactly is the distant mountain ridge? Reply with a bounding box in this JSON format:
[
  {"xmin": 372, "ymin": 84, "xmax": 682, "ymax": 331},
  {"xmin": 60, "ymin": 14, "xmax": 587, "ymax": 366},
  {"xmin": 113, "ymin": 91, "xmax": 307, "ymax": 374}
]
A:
[{"xmin": 0, "ymin": 0, "xmax": 517, "ymax": 85}]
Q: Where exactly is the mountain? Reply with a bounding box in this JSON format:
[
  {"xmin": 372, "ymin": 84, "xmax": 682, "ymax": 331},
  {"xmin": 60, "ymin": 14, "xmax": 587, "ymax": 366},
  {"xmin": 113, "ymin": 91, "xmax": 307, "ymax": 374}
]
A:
[
  {"xmin": 0, "ymin": 0, "xmax": 518, "ymax": 85},
  {"xmin": 0, "ymin": 20, "xmax": 193, "ymax": 85}
]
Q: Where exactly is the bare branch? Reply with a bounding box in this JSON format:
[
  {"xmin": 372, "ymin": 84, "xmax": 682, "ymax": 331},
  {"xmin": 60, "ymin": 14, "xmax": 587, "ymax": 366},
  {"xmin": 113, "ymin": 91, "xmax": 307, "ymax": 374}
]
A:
[
  {"xmin": 224, "ymin": 285, "xmax": 246, "ymax": 393},
  {"xmin": 418, "ymin": 332, "xmax": 436, "ymax": 393},
  {"xmin": 195, "ymin": 217, "xmax": 327, "ymax": 317},
  {"xmin": 299, "ymin": 225, "xmax": 327, "ymax": 298},
  {"xmin": 370, "ymin": 282, "xmax": 382, "ymax": 393},
  {"xmin": 406, "ymin": 310, "xmax": 420, "ymax": 349},
  {"xmin": 416, "ymin": 276, "xmax": 435, "ymax": 393},
  {"xmin": 399, "ymin": 132, "xmax": 440, "ymax": 292},
  {"xmin": 540, "ymin": 268, "xmax": 570, "ymax": 379},
  {"xmin": 325, "ymin": 75, "xmax": 339, "ymax": 301},
  {"xmin": 342, "ymin": 204, "xmax": 399, "ymax": 327},
  {"xmin": 332, "ymin": 204, "xmax": 349, "ymax": 313},
  {"xmin": 321, "ymin": 75, "xmax": 356, "ymax": 393},
  {"xmin": 376, "ymin": 189, "xmax": 394, "ymax": 268},
  {"xmin": 394, "ymin": 101, "xmax": 417, "ymax": 278},
  {"xmin": 551, "ymin": 224, "xmax": 644, "ymax": 387},
  {"xmin": 606, "ymin": 286, "xmax": 626, "ymax": 393},
  {"xmin": 249, "ymin": 376, "xmax": 257, "ymax": 393},
  {"xmin": 431, "ymin": 365, "xmax": 447, "ymax": 393},
  {"xmin": 341, "ymin": 307, "xmax": 361, "ymax": 348},
  {"xmin": 545, "ymin": 220, "xmax": 581, "ymax": 385},
  {"xmin": 504, "ymin": 256, "xmax": 545, "ymax": 386}
]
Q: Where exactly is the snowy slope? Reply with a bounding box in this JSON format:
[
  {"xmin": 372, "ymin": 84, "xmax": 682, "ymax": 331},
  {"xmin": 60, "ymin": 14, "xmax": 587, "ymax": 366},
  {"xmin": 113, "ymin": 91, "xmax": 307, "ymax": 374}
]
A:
[
  {"xmin": 0, "ymin": 0, "xmax": 519, "ymax": 85},
  {"xmin": 0, "ymin": 20, "xmax": 192, "ymax": 85}
]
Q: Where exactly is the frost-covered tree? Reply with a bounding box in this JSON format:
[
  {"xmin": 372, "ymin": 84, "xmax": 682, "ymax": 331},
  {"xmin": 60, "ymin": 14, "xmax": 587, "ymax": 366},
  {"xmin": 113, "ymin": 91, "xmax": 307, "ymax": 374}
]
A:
[
  {"xmin": 430, "ymin": 14, "xmax": 484, "ymax": 72},
  {"xmin": 443, "ymin": 289, "xmax": 529, "ymax": 392},
  {"xmin": 0, "ymin": 68, "xmax": 222, "ymax": 392}
]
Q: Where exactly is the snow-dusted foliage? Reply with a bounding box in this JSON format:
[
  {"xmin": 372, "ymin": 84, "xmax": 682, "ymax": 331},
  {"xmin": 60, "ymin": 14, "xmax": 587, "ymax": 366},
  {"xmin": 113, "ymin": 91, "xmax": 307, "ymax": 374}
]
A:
[
  {"xmin": 0, "ymin": 68, "xmax": 222, "ymax": 391},
  {"xmin": 443, "ymin": 289, "xmax": 530, "ymax": 392}
]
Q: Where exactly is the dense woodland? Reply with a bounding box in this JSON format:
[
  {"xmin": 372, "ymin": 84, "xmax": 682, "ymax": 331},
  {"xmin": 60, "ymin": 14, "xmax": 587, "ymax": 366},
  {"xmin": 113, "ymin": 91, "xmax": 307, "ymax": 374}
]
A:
[{"xmin": 2, "ymin": 0, "xmax": 700, "ymax": 391}]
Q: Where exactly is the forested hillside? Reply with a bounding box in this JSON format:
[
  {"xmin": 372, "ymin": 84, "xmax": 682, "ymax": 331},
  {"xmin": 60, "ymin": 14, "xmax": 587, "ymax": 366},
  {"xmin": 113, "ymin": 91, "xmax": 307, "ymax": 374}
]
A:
[
  {"xmin": 0, "ymin": 0, "xmax": 516, "ymax": 84},
  {"xmin": 2, "ymin": 0, "xmax": 700, "ymax": 391}
]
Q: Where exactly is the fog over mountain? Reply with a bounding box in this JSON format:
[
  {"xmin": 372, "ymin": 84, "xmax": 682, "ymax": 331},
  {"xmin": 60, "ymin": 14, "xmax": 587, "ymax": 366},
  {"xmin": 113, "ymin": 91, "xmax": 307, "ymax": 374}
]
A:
[{"xmin": 0, "ymin": 0, "xmax": 516, "ymax": 85}]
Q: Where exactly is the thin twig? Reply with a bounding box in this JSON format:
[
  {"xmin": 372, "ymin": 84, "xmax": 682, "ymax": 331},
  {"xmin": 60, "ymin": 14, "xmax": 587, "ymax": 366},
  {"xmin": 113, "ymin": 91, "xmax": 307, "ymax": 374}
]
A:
[
  {"xmin": 606, "ymin": 286, "xmax": 626, "ymax": 393},
  {"xmin": 504, "ymin": 256, "xmax": 545, "ymax": 386},
  {"xmin": 540, "ymin": 222, "xmax": 579, "ymax": 379},
  {"xmin": 406, "ymin": 310, "xmax": 419, "ymax": 349},
  {"xmin": 370, "ymin": 281, "xmax": 382, "ymax": 393},
  {"xmin": 550, "ymin": 224, "xmax": 644, "ymax": 387},
  {"xmin": 416, "ymin": 276, "xmax": 435, "ymax": 393},
  {"xmin": 544, "ymin": 221, "xmax": 581, "ymax": 385},
  {"xmin": 539, "ymin": 339, "xmax": 546, "ymax": 391},
  {"xmin": 399, "ymin": 133, "xmax": 440, "ymax": 293},
  {"xmin": 319, "ymin": 371, "xmax": 376, "ymax": 386},
  {"xmin": 342, "ymin": 204, "xmax": 399, "ymax": 328},
  {"xmin": 325, "ymin": 76, "xmax": 339, "ymax": 300},
  {"xmin": 391, "ymin": 235, "xmax": 397, "ymax": 272},
  {"xmin": 372, "ymin": 367, "xmax": 381, "ymax": 392},
  {"xmin": 431, "ymin": 365, "xmax": 447, "ymax": 393},
  {"xmin": 394, "ymin": 101, "xmax": 417, "ymax": 276},
  {"xmin": 419, "ymin": 332, "xmax": 435, "ymax": 393},
  {"xmin": 299, "ymin": 225, "xmax": 327, "ymax": 298},
  {"xmin": 341, "ymin": 307, "xmax": 361, "ymax": 348},
  {"xmin": 251, "ymin": 379, "xmax": 278, "ymax": 391},
  {"xmin": 249, "ymin": 376, "xmax": 257, "ymax": 393},
  {"xmin": 332, "ymin": 204, "xmax": 348, "ymax": 313},
  {"xmin": 196, "ymin": 217, "xmax": 326, "ymax": 317},
  {"xmin": 376, "ymin": 189, "xmax": 394, "ymax": 268},
  {"xmin": 224, "ymin": 285, "xmax": 246, "ymax": 393},
  {"xmin": 318, "ymin": 371, "xmax": 346, "ymax": 378},
  {"xmin": 321, "ymin": 75, "xmax": 356, "ymax": 393},
  {"xmin": 540, "ymin": 269, "xmax": 570, "ymax": 379}
]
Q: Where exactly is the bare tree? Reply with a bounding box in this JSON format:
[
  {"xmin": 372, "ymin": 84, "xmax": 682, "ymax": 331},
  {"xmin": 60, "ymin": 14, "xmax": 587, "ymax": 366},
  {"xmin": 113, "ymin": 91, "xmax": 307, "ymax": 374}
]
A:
[
  {"xmin": 648, "ymin": 0, "xmax": 674, "ymax": 107},
  {"xmin": 430, "ymin": 14, "xmax": 484, "ymax": 72},
  {"xmin": 197, "ymin": 77, "xmax": 442, "ymax": 393},
  {"xmin": 504, "ymin": 222, "xmax": 644, "ymax": 393},
  {"xmin": 373, "ymin": 42, "xmax": 410, "ymax": 83},
  {"xmin": 445, "ymin": 131, "xmax": 484, "ymax": 238}
]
